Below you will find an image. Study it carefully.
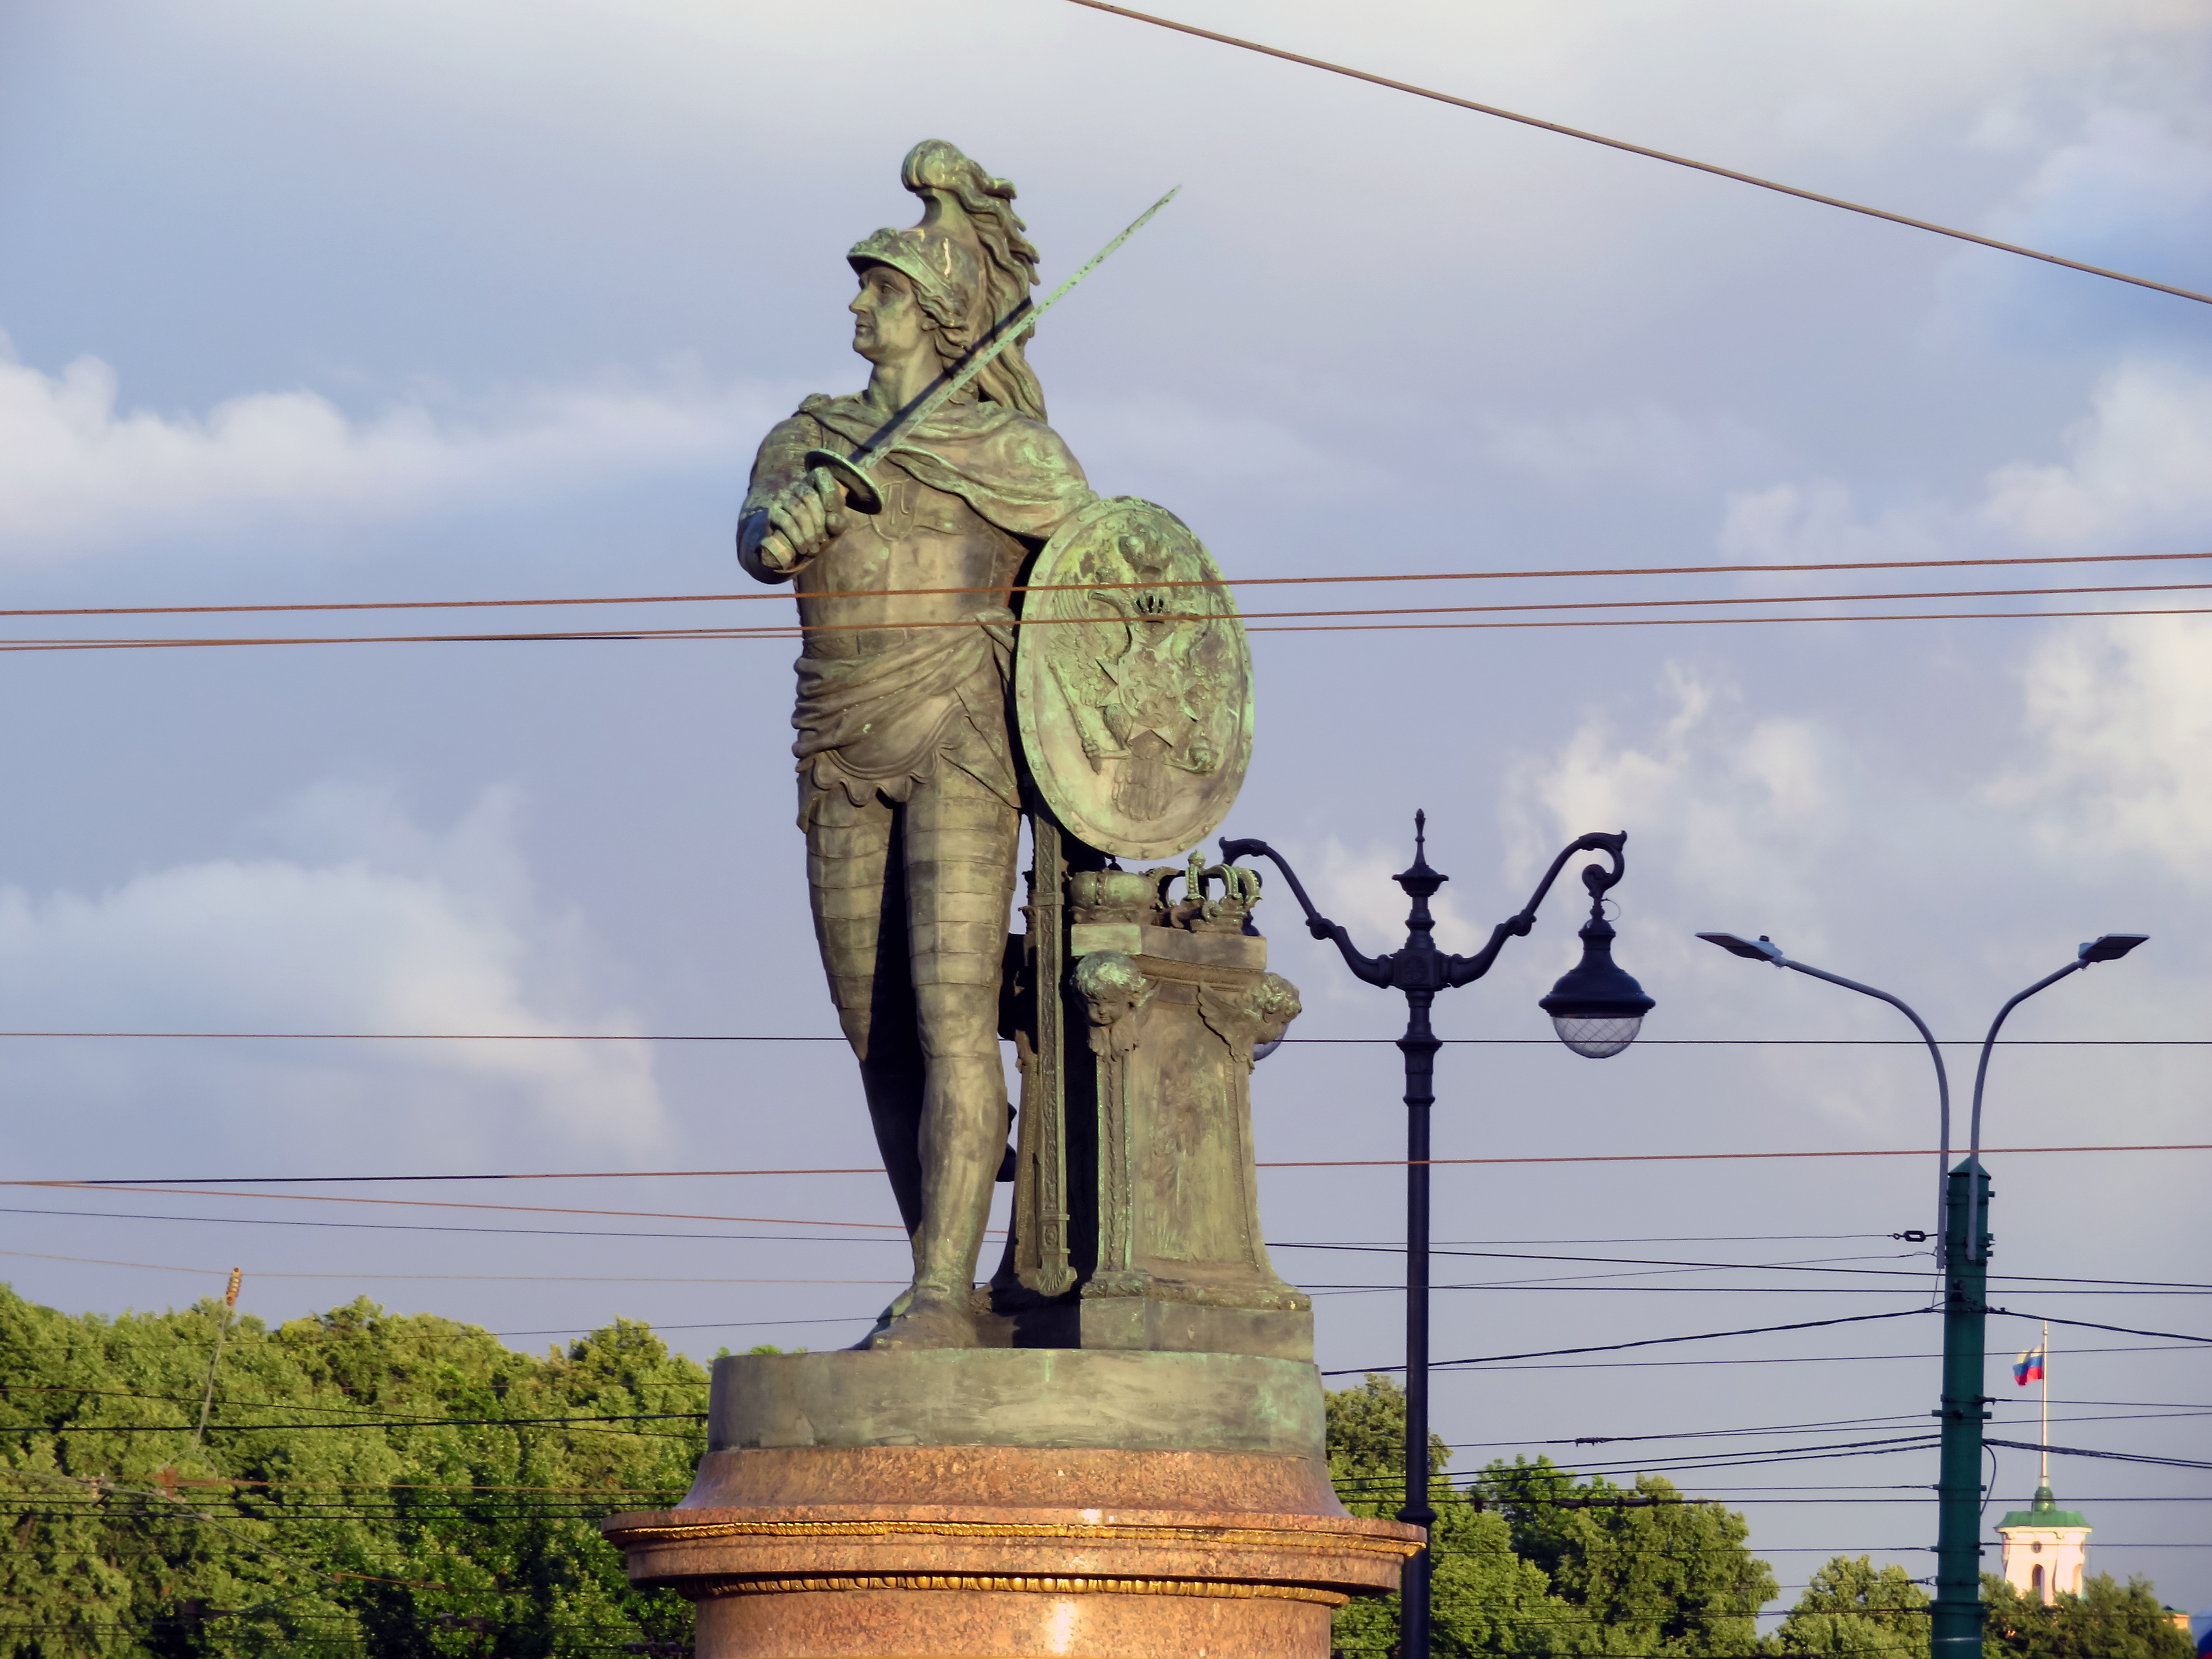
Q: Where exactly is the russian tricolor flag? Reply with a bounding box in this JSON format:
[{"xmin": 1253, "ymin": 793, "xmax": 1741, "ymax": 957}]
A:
[{"xmin": 2014, "ymin": 1344, "xmax": 2046, "ymax": 1385}]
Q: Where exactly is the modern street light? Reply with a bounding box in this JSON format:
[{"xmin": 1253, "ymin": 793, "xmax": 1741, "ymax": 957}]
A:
[
  {"xmin": 1696, "ymin": 928, "xmax": 2147, "ymax": 1659},
  {"xmin": 1224, "ymin": 814, "xmax": 1654, "ymax": 1659}
]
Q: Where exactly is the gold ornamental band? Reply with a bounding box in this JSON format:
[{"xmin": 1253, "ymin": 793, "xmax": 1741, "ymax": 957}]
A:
[
  {"xmin": 607, "ymin": 1517, "xmax": 1418, "ymax": 1561},
  {"xmin": 684, "ymin": 1572, "xmax": 1351, "ymax": 1606}
]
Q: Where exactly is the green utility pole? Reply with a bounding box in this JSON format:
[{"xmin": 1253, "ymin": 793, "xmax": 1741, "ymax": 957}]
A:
[
  {"xmin": 1931, "ymin": 1158, "xmax": 1991, "ymax": 1659},
  {"xmin": 1695, "ymin": 931, "xmax": 2146, "ymax": 1659}
]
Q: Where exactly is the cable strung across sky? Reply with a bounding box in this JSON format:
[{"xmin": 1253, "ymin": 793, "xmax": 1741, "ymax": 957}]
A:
[
  {"xmin": 3, "ymin": 547, "xmax": 2210, "ymax": 620},
  {"xmin": 1059, "ymin": 0, "xmax": 2212, "ymax": 309}
]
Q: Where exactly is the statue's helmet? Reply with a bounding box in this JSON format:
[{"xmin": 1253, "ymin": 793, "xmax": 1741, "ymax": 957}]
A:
[
  {"xmin": 845, "ymin": 140, "xmax": 1049, "ymax": 420},
  {"xmin": 846, "ymin": 223, "xmax": 985, "ymax": 361}
]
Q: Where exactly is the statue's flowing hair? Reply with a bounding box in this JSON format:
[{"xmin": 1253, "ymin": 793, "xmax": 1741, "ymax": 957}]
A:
[{"xmin": 901, "ymin": 140, "xmax": 1049, "ymax": 421}]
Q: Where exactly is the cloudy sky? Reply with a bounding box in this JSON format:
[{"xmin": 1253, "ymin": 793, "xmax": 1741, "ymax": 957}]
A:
[{"xmin": 3, "ymin": 0, "xmax": 2209, "ymax": 1617}]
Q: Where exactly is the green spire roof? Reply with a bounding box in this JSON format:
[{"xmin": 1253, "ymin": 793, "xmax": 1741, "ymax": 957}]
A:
[{"xmin": 1997, "ymin": 1484, "xmax": 2090, "ymax": 1532}]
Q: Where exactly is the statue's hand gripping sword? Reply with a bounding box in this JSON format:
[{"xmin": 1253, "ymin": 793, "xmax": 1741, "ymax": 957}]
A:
[{"xmin": 803, "ymin": 185, "xmax": 1180, "ymax": 514}]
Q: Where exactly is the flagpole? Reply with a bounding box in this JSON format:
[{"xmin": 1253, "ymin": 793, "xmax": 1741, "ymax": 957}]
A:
[{"xmin": 2040, "ymin": 1320, "xmax": 2049, "ymax": 1490}]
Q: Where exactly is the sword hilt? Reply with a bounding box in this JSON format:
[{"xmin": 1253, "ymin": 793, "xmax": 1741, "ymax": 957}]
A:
[{"xmin": 802, "ymin": 447, "xmax": 883, "ymax": 515}]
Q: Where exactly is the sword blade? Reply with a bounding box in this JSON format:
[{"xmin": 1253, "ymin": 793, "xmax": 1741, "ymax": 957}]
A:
[{"xmin": 841, "ymin": 184, "xmax": 1182, "ymax": 472}]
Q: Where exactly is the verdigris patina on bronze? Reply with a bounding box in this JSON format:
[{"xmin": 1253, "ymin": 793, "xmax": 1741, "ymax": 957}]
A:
[
  {"xmin": 621, "ymin": 140, "xmax": 1407, "ymax": 1659},
  {"xmin": 735, "ymin": 139, "xmax": 1286, "ymax": 1357},
  {"xmin": 1015, "ymin": 497, "xmax": 1253, "ymax": 861},
  {"xmin": 737, "ymin": 140, "xmax": 1092, "ymax": 1351}
]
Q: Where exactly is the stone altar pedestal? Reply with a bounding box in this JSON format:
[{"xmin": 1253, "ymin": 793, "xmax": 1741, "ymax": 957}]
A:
[{"xmin": 602, "ymin": 1349, "xmax": 1419, "ymax": 1657}]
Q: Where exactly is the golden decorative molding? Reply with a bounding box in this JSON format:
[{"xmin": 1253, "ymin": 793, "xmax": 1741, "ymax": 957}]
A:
[
  {"xmin": 607, "ymin": 1516, "xmax": 1417, "ymax": 1561},
  {"xmin": 685, "ymin": 1572, "xmax": 1350, "ymax": 1606}
]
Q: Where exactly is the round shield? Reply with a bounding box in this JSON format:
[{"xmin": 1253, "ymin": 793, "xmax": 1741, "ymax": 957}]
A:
[{"xmin": 1014, "ymin": 497, "xmax": 1253, "ymax": 860}]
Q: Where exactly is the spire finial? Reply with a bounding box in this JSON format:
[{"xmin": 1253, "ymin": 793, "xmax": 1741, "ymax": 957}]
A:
[{"xmin": 1415, "ymin": 809, "xmax": 1427, "ymax": 859}]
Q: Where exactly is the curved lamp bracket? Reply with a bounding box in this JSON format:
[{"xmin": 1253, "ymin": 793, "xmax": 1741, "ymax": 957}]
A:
[
  {"xmin": 1219, "ymin": 837, "xmax": 1390, "ymax": 985},
  {"xmin": 1444, "ymin": 832, "xmax": 1627, "ymax": 988}
]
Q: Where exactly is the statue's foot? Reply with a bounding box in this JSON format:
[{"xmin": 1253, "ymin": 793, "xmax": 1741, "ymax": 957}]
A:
[{"xmin": 857, "ymin": 1287, "xmax": 978, "ymax": 1350}]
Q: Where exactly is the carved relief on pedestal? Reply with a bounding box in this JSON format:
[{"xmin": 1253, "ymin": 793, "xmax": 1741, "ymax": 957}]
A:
[{"xmin": 996, "ymin": 859, "xmax": 1311, "ymax": 1358}]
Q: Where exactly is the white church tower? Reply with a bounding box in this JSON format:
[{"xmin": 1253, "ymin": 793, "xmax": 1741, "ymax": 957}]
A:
[
  {"xmin": 1998, "ymin": 1484, "xmax": 2091, "ymax": 1603},
  {"xmin": 1996, "ymin": 1325, "xmax": 2089, "ymax": 1604}
]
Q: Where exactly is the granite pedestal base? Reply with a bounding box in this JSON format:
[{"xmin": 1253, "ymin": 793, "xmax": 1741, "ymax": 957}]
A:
[{"xmin": 602, "ymin": 1350, "xmax": 1418, "ymax": 1659}]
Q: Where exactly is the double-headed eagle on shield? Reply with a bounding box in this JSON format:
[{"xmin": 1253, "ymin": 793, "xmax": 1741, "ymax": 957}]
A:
[{"xmin": 1015, "ymin": 497, "xmax": 1253, "ymax": 861}]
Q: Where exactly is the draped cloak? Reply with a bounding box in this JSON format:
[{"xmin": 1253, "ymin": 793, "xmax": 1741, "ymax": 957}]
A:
[{"xmin": 743, "ymin": 393, "xmax": 1095, "ymax": 825}]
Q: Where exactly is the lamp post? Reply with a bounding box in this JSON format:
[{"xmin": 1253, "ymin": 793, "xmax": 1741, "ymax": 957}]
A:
[
  {"xmin": 1223, "ymin": 814, "xmax": 1655, "ymax": 1659},
  {"xmin": 1695, "ymin": 928, "xmax": 2147, "ymax": 1659}
]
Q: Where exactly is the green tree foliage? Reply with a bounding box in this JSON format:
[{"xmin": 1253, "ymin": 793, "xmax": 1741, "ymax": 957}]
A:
[
  {"xmin": 0, "ymin": 1282, "xmax": 705, "ymax": 1658},
  {"xmin": 1487, "ymin": 1456, "xmax": 1778, "ymax": 1657},
  {"xmin": 1982, "ymin": 1572, "xmax": 2194, "ymax": 1659},
  {"xmin": 1324, "ymin": 1377, "xmax": 1590, "ymax": 1658},
  {"xmin": 1773, "ymin": 1556, "xmax": 1930, "ymax": 1657}
]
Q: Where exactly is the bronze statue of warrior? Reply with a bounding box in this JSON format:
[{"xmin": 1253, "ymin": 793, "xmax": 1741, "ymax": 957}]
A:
[{"xmin": 737, "ymin": 141, "xmax": 1095, "ymax": 1350}]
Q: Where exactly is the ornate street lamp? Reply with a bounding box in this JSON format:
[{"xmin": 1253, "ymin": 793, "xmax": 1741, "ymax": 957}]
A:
[
  {"xmin": 1222, "ymin": 815, "xmax": 1653, "ymax": 1659},
  {"xmin": 1695, "ymin": 928, "xmax": 2146, "ymax": 1659}
]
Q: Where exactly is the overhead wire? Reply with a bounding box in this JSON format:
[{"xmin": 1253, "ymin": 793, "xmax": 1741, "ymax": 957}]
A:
[
  {"xmin": 22, "ymin": 1138, "xmax": 2212, "ymax": 1189},
  {"xmin": 12, "ymin": 600, "xmax": 2212, "ymax": 652},
  {"xmin": 0, "ymin": 1202, "xmax": 916, "ymax": 1241},
  {"xmin": 0, "ymin": 1247, "xmax": 906, "ymax": 1284},
  {"xmin": 1327, "ymin": 1307, "xmax": 1930, "ymax": 1375},
  {"xmin": 1444, "ymin": 1407, "xmax": 2212, "ymax": 1450},
  {"xmin": 4, "ymin": 1030, "xmax": 2205, "ymax": 1045},
  {"xmin": 9, "ymin": 547, "xmax": 2211, "ymax": 621},
  {"xmin": 1994, "ymin": 1309, "xmax": 2212, "ymax": 1345},
  {"xmin": 1418, "ymin": 1343, "xmax": 2196, "ymax": 1373},
  {"xmin": 1055, "ymin": 0, "xmax": 2212, "ymax": 309}
]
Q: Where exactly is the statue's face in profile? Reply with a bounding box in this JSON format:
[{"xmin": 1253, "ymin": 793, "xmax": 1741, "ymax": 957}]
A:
[{"xmin": 850, "ymin": 264, "xmax": 929, "ymax": 367}]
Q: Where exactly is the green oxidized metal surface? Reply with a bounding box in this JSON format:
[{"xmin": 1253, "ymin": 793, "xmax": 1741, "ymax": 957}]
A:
[{"xmin": 1014, "ymin": 497, "xmax": 1254, "ymax": 861}]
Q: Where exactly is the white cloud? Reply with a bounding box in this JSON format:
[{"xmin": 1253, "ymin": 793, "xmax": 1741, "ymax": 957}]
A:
[
  {"xmin": 1502, "ymin": 662, "xmax": 1834, "ymax": 905},
  {"xmin": 1990, "ymin": 107, "xmax": 2212, "ymax": 264},
  {"xmin": 0, "ymin": 337, "xmax": 784, "ymax": 559},
  {"xmin": 0, "ymin": 780, "xmax": 664, "ymax": 1169},
  {"xmin": 1996, "ymin": 614, "xmax": 2212, "ymax": 881},
  {"xmin": 1492, "ymin": 665, "xmax": 1936, "ymax": 1132},
  {"xmin": 1983, "ymin": 360, "xmax": 2212, "ymax": 547},
  {"xmin": 1716, "ymin": 480, "xmax": 1953, "ymax": 573},
  {"xmin": 1301, "ymin": 832, "xmax": 1484, "ymax": 963}
]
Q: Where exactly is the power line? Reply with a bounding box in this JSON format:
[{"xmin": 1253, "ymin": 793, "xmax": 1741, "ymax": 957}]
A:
[
  {"xmin": 0, "ymin": 1247, "xmax": 904, "ymax": 1284},
  {"xmin": 1446, "ymin": 1407, "xmax": 2212, "ymax": 1450},
  {"xmin": 1417, "ymin": 1342, "xmax": 2196, "ymax": 1374},
  {"xmin": 1059, "ymin": 0, "xmax": 2212, "ymax": 310},
  {"xmin": 12, "ymin": 601, "xmax": 2212, "ymax": 652},
  {"xmin": 31, "ymin": 1139, "xmax": 2212, "ymax": 1187},
  {"xmin": 0, "ymin": 1469, "xmax": 685, "ymax": 1495},
  {"xmin": 6, "ymin": 1182, "xmax": 914, "ymax": 1227},
  {"xmin": 1284, "ymin": 1037, "xmax": 2212, "ymax": 1047},
  {"xmin": 10, "ymin": 547, "xmax": 2210, "ymax": 621},
  {"xmin": 1994, "ymin": 1309, "xmax": 2212, "ymax": 1346},
  {"xmin": 1984, "ymin": 1438, "xmax": 2212, "ymax": 1473},
  {"xmin": 1286, "ymin": 1234, "xmax": 1902, "ymax": 1245},
  {"xmin": 26, "ymin": 1408, "xmax": 705, "ymax": 1435},
  {"xmin": 13, "ymin": 576, "xmax": 2212, "ymax": 636},
  {"xmin": 1301, "ymin": 1256, "xmax": 2203, "ymax": 1309},
  {"xmin": 6, "ymin": 1030, "xmax": 2206, "ymax": 1045},
  {"xmin": 0, "ymin": 1202, "xmax": 917, "ymax": 1242},
  {"xmin": 1326, "ymin": 1307, "xmax": 1929, "ymax": 1375},
  {"xmin": 492, "ymin": 1314, "xmax": 860, "ymax": 1335}
]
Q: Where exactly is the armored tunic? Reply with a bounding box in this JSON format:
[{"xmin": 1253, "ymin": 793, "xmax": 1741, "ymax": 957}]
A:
[{"xmin": 742, "ymin": 393, "xmax": 1094, "ymax": 821}]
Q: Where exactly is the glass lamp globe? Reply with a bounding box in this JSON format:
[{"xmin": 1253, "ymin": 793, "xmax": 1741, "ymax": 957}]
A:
[{"xmin": 1539, "ymin": 913, "xmax": 1655, "ymax": 1059}]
